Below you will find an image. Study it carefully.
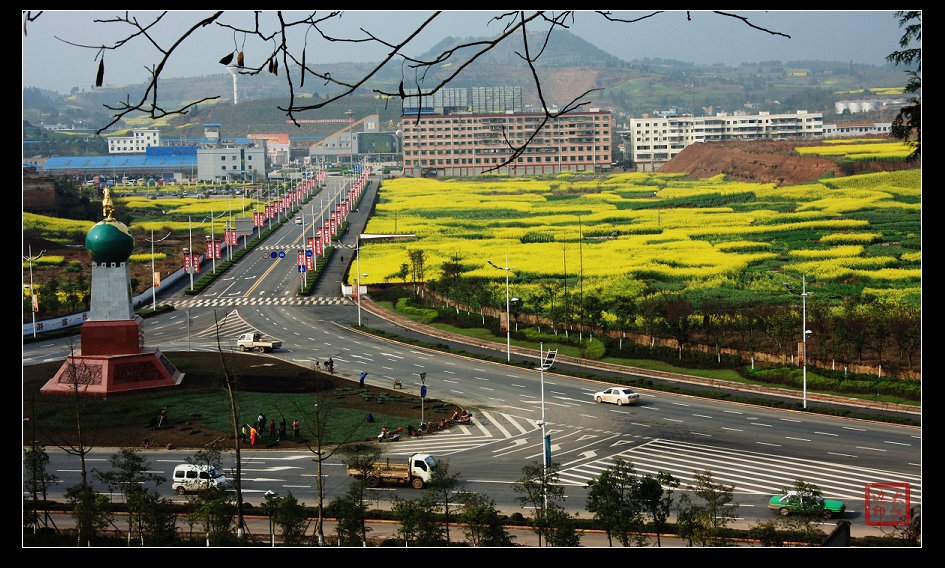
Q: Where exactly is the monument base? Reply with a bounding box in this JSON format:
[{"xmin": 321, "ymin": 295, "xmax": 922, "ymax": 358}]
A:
[{"xmin": 41, "ymin": 347, "xmax": 184, "ymax": 397}]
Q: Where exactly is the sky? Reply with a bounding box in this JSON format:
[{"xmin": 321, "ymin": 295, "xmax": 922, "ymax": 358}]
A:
[{"xmin": 23, "ymin": 10, "xmax": 908, "ymax": 94}]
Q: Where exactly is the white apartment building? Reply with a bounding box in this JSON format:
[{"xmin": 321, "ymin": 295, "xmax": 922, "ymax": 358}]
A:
[
  {"xmin": 196, "ymin": 144, "xmax": 267, "ymax": 183},
  {"xmin": 107, "ymin": 129, "xmax": 161, "ymax": 154},
  {"xmin": 401, "ymin": 109, "xmax": 612, "ymax": 177},
  {"xmin": 625, "ymin": 110, "xmax": 823, "ymax": 171}
]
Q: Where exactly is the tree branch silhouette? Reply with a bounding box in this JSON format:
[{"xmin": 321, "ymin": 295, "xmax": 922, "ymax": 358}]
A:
[{"xmin": 40, "ymin": 10, "xmax": 790, "ymax": 151}]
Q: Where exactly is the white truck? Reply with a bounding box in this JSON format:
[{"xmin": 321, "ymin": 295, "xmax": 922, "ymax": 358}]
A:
[
  {"xmin": 236, "ymin": 332, "xmax": 282, "ymax": 353},
  {"xmin": 347, "ymin": 453, "xmax": 437, "ymax": 489}
]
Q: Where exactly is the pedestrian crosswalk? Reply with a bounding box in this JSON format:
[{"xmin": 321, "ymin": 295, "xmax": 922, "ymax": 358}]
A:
[
  {"xmin": 381, "ymin": 412, "xmax": 922, "ymax": 505},
  {"xmin": 562, "ymin": 438, "xmax": 922, "ymax": 504},
  {"xmin": 160, "ymin": 310, "xmax": 274, "ymax": 351},
  {"xmin": 191, "ymin": 309, "xmax": 258, "ymax": 339},
  {"xmin": 168, "ymin": 296, "xmax": 349, "ymax": 308}
]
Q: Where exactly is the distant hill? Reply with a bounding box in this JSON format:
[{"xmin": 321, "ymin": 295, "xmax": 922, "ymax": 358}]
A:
[
  {"xmin": 24, "ymin": 27, "xmax": 910, "ymax": 154},
  {"xmin": 420, "ymin": 29, "xmax": 623, "ymax": 68}
]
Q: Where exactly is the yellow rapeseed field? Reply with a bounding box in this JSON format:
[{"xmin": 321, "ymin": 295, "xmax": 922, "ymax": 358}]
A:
[{"xmin": 359, "ymin": 171, "xmax": 920, "ymax": 303}]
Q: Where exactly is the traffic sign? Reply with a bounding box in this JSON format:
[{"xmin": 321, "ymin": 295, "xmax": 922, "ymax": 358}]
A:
[
  {"xmin": 420, "ymin": 385, "xmax": 427, "ymax": 399},
  {"xmin": 270, "ymin": 251, "xmax": 278, "ymax": 259},
  {"xmin": 278, "ymin": 250, "xmax": 286, "ymax": 259},
  {"xmin": 298, "ymin": 265, "xmax": 306, "ymax": 273},
  {"xmin": 305, "ymin": 250, "xmax": 313, "ymax": 257}
]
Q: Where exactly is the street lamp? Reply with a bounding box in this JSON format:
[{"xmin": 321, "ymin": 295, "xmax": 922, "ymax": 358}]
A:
[
  {"xmin": 145, "ymin": 230, "xmax": 171, "ymax": 311},
  {"xmin": 537, "ymin": 343, "xmax": 557, "ymax": 513},
  {"xmin": 487, "ymin": 254, "xmax": 515, "ymax": 362},
  {"xmin": 23, "ymin": 244, "xmax": 44, "ymax": 338},
  {"xmin": 356, "ymin": 271, "xmax": 369, "ymax": 327},
  {"xmin": 333, "ymin": 235, "xmax": 366, "ymax": 325},
  {"xmin": 785, "ymin": 273, "xmax": 812, "ymax": 409},
  {"xmin": 187, "ymin": 216, "xmax": 195, "ymax": 290},
  {"xmin": 800, "ymin": 274, "xmax": 812, "ymax": 409}
]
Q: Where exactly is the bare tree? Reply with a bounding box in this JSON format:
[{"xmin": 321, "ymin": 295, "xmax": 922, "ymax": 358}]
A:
[
  {"xmin": 47, "ymin": 338, "xmax": 97, "ymax": 488},
  {"xmin": 27, "ymin": 10, "xmax": 789, "ymax": 171},
  {"xmin": 339, "ymin": 443, "xmax": 383, "ymax": 546},
  {"xmin": 209, "ymin": 309, "xmax": 247, "ymax": 540},
  {"xmin": 291, "ymin": 363, "xmax": 370, "ymax": 546}
]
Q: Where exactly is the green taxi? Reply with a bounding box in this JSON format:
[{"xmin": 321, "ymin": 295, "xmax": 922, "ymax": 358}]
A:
[{"xmin": 768, "ymin": 490, "xmax": 846, "ymax": 519}]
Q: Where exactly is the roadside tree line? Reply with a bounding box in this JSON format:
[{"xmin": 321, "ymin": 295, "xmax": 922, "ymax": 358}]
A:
[
  {"xmin": 389, "ymin": 253, "xmax": 921, "ymax": 377},
  {"xmin": 23, "ymin": 444, "xmax": 919, "ymax": 547}
]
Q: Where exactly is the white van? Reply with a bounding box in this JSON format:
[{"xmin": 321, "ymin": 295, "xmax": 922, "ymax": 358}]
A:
[{"xmin": 171, "ymin": 464, "xmax": 232, "ymax": 495}]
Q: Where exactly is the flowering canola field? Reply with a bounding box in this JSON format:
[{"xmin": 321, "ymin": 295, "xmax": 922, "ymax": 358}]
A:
[{"xmin": 360, "ymin": 169, "xmax": 920, "ymax": 306}]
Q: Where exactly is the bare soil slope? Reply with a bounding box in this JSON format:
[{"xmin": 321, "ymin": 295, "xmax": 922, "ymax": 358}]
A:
[{"xmin": 658, "ymin": 140, "xmax": 841, "ymax": 185}]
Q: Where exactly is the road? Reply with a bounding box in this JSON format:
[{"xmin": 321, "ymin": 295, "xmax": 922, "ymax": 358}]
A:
[{"xmin": 24, "ymin": 174, "xmax": 921, "ymax": 538}]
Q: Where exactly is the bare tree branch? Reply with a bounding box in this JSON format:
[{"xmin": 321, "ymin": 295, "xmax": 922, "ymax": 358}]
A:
[
  {"xmin": 53, "ymin": 10, "xmax": 791, "ymax": 145},
  {"xmin": 712, "ymin": 11, "xmax": 791, "ymax": 39},
  {"xmin": 596, "ymin": 11, "xmax": 663, "ymax": 24}
]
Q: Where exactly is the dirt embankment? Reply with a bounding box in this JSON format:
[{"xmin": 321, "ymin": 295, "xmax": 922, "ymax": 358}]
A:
[
  {"xmin": 658, "ymin": 140, "xmax": 842, "ymax": 185},
  {"xmin": 659, "ymin": 138, "xmax": 916, "ymax": 186}
]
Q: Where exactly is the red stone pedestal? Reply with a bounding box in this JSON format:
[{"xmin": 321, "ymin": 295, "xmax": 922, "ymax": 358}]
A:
[{"xmin": 41, "ymin": 318, "xmax": 184, "ymax": 397}]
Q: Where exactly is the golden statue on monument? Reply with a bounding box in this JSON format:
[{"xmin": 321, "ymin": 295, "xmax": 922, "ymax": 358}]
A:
[{"xmin": 102, "ymin": 186, "xmax": 114, "ymax": 220}]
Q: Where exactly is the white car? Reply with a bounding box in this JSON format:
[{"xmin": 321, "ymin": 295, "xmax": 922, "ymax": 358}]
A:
[{"xmin": 594, "ymin": 387, "xmax": 640, "ymax": 406}]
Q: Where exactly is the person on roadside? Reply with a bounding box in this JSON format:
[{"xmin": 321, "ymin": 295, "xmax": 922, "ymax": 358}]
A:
[
  {"xmin": 240, "ymin": 424, "xmax": 248, "ymax": 444},
  {"xmin": 292, "ymin": 418, "xmax": 300, "ymax": 439},
  {"xmin": 250, "ymin": 426, "xmax": 258, "ymax": 447},
  {"xmin": 269, "ymin": 418, "xmax": 277, "ymax": 439},
  {"xmin": 279, "ymin": 417, "xmax": 287, "ymax": 440}
]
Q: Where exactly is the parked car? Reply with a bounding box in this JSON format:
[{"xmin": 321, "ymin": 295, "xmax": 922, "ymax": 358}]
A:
[
  {"xmin": 768, "ymin": 490, "xmax": 846, "ymax": 518},
  {"xmin": 593, "ymin": 387, "xmax": 640, "ymax": 406}
]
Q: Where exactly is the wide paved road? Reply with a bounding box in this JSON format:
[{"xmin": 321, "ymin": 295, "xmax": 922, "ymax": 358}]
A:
[{"xmin": 24, "ymin": 175, "xmax": 921, "ymax": 535}]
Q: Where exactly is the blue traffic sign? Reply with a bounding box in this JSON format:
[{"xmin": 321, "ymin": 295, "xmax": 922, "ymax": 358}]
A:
[
  {"xmin": 269, "ymin": 252, "xmax": 278, "ymax": 259},
  {"xmin": 278, "ymin": 250, "xmax": 286, "ymax": 259},
  {"xmin": 420, "ymin": 385, "xmax": 427, "ymax": 399},
  {"xmin": 305, "ymin": 250, "xmax": 313, "ymax": 257},
  {"xmin": 298, "ymin": 265, "xmax": 306, "ymax": 272}
]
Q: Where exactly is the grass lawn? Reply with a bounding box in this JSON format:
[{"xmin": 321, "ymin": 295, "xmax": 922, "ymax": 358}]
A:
[{"xmin": 23, "ymin": 352, "xmax": 458, "ymax": 450}]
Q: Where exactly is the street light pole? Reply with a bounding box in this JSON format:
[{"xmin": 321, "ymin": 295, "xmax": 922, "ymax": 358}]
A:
[
  {"xmin": 188, "ymin": 216, "xmax": 194, "ymax": 290},
  {"xmin": 24, "ymin": 244, "xmax": 44, "ymax": 338},
  {"xmin": 801, "ymin": 274, "xmax": 810, "ymax": 409},
  {"xmin": 210, "ymin": 203, "xmax": 216, "ymax": 273},
  {"xmin": 146, "ymin": 229, "xmax": 171, "ymax": 311},
  {"xmin": 487, "ymin": 254, "xmax": 514, "ymax": 361},
  {"xmin": 538, "ymin": 343, "xmax": 556, "ymax": 514},
  {"xmin": 356, "ymin": 237, "xmax": 365, "ymax": 326}
]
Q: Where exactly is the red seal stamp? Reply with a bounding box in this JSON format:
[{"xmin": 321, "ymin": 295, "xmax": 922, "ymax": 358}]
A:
[{"xmin": 865, "ymin": 482, "xmax": 911, "ymax": 526}]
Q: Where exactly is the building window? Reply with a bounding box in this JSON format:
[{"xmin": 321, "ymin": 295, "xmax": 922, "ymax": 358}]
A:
[{"xmin": 221, "ymin": 156, "xmax": 226, "ymax": 161}]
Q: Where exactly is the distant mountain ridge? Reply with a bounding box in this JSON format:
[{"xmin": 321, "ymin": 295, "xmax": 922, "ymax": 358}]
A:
[
  {"xmin": 419, "ymin": 30, "xmax": 623, "ymax": 68},
  {"xmin": 24, "ymin": 27, "xmax": 906, "ymax": 145}
]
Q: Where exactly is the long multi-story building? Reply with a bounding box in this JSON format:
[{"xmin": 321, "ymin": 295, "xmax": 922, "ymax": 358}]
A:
[
  {"xmin": 401, "ymin": 108, "xmax": 613, "ymax": 177},
  {"xmin": 106, "ymin": 128, "xmax": 160, "ymax": 154},
  {"xmin": 624, "ymin": 110, "xmax": 823, "ymax": 171},
  {"xmin": 822, "ymin": 122, "xmax": 892, "ymax": 137}
]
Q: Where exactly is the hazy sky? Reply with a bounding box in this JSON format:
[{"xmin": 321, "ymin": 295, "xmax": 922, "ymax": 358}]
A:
[{"xmin": 23, "ymin": 10, "xmax": 907, "ymax": 94}]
